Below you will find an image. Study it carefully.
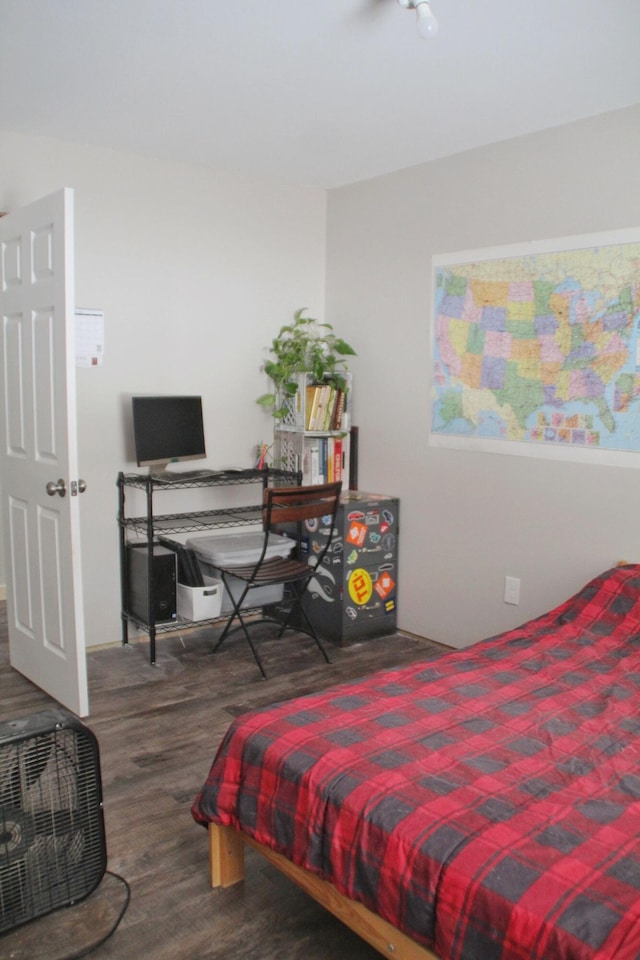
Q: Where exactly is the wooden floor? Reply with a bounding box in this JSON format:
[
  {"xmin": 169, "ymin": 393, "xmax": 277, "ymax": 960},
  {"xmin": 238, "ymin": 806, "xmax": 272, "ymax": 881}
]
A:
[{"xmin": 0, "ymin": 607, "xmax": 446, "ymax": 960}]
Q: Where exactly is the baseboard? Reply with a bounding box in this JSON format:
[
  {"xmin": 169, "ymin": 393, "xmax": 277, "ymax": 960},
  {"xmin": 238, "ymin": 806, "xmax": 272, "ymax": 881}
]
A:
[{"xmin": 397, "ymin": 629, "xmax": 453, "ymax": 651}]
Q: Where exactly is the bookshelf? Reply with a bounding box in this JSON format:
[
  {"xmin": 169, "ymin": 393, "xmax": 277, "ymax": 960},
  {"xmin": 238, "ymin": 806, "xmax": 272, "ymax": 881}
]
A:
[{"xmin": 273, "ymin": 373, "xmax": 352, "ymax": 485}]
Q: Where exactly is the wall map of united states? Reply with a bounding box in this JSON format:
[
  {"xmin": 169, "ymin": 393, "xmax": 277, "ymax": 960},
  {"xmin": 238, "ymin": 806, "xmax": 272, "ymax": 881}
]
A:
[{"xmin": 431, "ymin": 235, "xmax": 640, "ymax": 453}]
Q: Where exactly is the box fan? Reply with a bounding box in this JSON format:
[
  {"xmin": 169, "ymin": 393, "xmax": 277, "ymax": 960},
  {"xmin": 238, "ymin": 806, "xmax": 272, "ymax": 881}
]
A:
[{"xmin": 0, "ymin": 708, "xmax": 107, "ymax": 933}]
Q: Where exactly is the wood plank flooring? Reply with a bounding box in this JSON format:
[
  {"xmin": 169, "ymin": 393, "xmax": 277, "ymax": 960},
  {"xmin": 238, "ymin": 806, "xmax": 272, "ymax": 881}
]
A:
[{"xmin": 0, "ymin": 607, "xmax": 446, "ymax": 960}]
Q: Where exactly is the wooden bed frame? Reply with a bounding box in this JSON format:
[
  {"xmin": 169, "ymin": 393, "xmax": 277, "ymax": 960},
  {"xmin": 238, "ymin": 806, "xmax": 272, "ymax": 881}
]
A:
[{"xmin": 209, "ymin": 822, "xmax": 440, "ymax": 960}]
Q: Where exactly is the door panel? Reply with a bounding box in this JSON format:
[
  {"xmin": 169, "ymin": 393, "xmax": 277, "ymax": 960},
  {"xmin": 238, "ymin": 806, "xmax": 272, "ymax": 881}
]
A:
[
  {"xmin": 34, "ymin": 308, "xmax": 57, "ymax": 459},
  {"xmin": 4, "ymin": 313, "xmax": 26, "ymax": 455},
  {"xmin": 0, "ymin": 188, "xmax": 88, "ymax": 716},
  {"xmin": 8, "ymin": 494, "xmax": 33, "ymax": 633}
]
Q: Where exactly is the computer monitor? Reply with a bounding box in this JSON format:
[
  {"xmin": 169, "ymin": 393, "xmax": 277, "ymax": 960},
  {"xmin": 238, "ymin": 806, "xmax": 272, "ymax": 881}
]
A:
[{"xmin": 131, "ymin": 395, "xmax": 206, "ymax": 474}]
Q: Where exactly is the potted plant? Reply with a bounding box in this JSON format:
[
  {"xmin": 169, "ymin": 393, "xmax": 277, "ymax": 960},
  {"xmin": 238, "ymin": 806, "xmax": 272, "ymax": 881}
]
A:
[{"xmin": 257, "ymin": 308, "xmax": 356, "ymax": 420}]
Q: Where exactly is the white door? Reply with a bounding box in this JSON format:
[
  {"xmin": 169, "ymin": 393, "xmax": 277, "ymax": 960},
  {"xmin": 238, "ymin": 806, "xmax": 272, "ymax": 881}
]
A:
[{"xmin": 0, "ymin": 188, "xmax": 89, "ymax": 717}]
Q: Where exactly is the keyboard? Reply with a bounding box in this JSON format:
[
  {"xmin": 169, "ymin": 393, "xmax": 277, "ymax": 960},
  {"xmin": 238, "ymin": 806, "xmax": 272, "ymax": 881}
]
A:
[{"xmin": 152, "ymin": 469, "xmax": 216, "ymax": 482}]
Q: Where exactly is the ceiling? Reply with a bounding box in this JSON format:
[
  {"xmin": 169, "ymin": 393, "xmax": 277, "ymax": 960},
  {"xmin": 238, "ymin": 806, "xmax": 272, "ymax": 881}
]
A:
[{"xmin": 2, "ymin": 0, "xmax": 640, "ymax": 190}]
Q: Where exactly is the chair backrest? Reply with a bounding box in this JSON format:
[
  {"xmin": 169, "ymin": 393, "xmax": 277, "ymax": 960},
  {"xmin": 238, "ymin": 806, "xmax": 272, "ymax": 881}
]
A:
[
  {"xmin": 264, "ymin": 481, "xmax": 341, "ymax": 526},
  {"xmin": 263, "ymin": 481, "xmax": 342, "ymax": 569}
]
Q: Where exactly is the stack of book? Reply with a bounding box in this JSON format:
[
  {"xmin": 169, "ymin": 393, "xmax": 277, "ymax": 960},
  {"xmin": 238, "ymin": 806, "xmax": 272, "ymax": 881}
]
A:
[
  {"xmin": 303, "ymin": 435, "xmax": 347, "ymax": 485},
  {"xmin": 304, "ymin": 383, "xmax": 347, "ymax": 432}
]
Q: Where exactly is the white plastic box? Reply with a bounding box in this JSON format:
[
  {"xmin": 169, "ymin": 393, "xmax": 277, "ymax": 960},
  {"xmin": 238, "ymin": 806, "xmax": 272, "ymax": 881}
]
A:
[
  {"xmin": 176, "ymin": 575, "xmax": 223, "ymax": 621},
  {"xmin": 186, "ymin": 532, "xmax": 294, "ymax": 613}
]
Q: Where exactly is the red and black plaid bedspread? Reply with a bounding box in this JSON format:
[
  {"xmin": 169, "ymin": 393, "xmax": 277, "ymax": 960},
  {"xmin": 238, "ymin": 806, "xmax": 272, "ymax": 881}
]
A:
[{"xmin": 192, "ymin": 565, "xmax": 640, "ymax": 960}]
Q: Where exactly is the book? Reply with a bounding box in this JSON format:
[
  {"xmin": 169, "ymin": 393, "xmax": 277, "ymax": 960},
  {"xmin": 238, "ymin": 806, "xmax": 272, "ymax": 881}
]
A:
[
  {"xmin": 305, "ymin": 384, "xmax": 319, "ymax": 430},
  {"xmin": 333, "ymin": 437, "xmax": 343, "ymax": 483},
  {"xmin": 308, "ymin": 387, "xmax": 318, "ymax": 430},
  {"xmin": 319, "ymin": 437, "xmax": 327, "ymax": 484},
  {"xmin": 332, "ymin": 389, "xmax": 346, "ymax": 430},
  {"xmin": 311, "ymin": 385, "xmax": 329, "ymax": 431},
  {"xmin": 322, "ymin": 386, "xmax": 336, "ymax": 431},
  {"xmin": 326, "ymin": 436, "xmax": 334, "ymax": 482},
  {"xmin": 309, "ymin": 441, "xmax": 321, "ymax": 484}
]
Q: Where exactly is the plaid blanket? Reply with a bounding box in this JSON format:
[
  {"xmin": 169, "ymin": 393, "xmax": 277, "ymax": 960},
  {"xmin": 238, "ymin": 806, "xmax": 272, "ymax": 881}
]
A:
[{"xmin": 193, "ymin": 565, "xmax": 640, "ymax": 960}]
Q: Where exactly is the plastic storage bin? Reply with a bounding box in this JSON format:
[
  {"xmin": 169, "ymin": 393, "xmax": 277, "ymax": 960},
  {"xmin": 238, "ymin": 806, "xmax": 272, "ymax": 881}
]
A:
[
  {"xmin": 186, "ymin": 532, "xmax": 294, "ymax": 612},
  {"xmin": 176, "ymin": 575, "xmax": 223, "ymax": 621}
]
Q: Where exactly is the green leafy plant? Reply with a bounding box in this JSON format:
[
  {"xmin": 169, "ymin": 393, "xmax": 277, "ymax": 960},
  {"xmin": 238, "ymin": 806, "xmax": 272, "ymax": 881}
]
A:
[{"xmin": 257, "ymin": 308, "xmax": 356, "ymax": 420}]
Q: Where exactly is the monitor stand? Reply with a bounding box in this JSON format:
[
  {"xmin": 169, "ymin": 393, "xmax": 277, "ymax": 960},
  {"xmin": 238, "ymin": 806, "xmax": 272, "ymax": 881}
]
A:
[{"xmin": 149, "ymin": 462, "xmax": 172, "ymax": 480}]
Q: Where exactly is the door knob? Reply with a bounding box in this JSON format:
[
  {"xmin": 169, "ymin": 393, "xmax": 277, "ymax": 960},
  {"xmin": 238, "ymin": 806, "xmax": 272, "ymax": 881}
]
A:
[
  {"xmin": 71, "ymin": 479, "xmax": 87, "ymax": 496},
  {"xmin": 46, "ymin": 479, "xmax": 67, "ymax": 498}
]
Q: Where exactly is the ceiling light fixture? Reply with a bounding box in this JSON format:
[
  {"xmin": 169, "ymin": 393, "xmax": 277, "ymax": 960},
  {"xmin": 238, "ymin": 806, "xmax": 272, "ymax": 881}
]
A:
[{"xmin": 397, "ymin": 0, "xmax": 439, "ymax": 39}]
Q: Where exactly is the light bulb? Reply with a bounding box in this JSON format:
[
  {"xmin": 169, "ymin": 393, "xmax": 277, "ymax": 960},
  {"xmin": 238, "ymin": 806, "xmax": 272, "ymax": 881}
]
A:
[{"xmin": 415, "ymin": 1, "xmax": 438, "ymax": 38}]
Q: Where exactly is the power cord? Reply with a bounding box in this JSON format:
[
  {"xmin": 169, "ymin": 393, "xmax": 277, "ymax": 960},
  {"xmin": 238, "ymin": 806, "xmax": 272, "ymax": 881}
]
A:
[{"xmin": 58, "ymin": 870, "xmax": 131, "ymax": 960}]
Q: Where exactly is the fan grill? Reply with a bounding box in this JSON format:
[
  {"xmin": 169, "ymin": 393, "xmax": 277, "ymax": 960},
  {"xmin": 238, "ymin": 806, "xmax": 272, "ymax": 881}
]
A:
[{"xmin": 0, "ymin": 710, "xmax": 106, "ymax": 933}]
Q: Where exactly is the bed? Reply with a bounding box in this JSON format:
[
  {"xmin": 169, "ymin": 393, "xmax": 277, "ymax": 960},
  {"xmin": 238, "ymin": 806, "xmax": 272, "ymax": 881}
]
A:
[{"xmin": 192, "ymin": 564, "xmax": 640, "ymax": 960}]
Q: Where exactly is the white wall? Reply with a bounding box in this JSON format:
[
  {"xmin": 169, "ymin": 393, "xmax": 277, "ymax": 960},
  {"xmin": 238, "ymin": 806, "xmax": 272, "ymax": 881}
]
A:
[
  {"xmin": 326, "ymin": 105, "xmax": 640, "ymax": 647},
  {"xmin": 0, "ymin": 130, "xmax": 327, "ymax": 648}
]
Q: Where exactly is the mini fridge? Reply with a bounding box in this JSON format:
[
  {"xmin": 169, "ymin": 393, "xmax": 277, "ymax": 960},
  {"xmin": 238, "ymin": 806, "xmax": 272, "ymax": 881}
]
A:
[{"xmin": 302, "ymin": 490, "xmax": 399, "ymax": 645}]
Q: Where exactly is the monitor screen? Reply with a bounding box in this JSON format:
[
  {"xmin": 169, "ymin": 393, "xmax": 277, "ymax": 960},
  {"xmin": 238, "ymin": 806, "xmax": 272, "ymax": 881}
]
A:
[{"xmin": 131, "ymin": 395, "xmax": 206, "ymax": 471}]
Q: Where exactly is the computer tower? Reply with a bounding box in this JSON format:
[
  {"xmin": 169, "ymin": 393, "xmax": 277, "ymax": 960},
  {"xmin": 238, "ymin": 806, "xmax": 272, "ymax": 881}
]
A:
[{"xmin": 127, "ymin": 543, "xmax": 177, "ymax": 623}]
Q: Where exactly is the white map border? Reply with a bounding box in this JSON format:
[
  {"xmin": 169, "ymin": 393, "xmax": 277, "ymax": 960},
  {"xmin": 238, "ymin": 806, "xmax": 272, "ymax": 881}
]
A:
[{"xmin": 429, "ymin": 226, "xmax": 640, "ymax": 467}]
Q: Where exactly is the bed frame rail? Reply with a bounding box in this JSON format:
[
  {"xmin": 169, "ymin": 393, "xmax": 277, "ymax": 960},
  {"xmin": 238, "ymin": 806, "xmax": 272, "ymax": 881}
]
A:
[{"xmin": 208, "ymin": 823, "xmax": 440, "ymax": 960}]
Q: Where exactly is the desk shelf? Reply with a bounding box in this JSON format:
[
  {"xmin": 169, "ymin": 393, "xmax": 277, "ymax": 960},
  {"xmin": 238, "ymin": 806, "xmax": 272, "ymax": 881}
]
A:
[{"xmin": 117, "ymin": 468, "xmax": 300, "ymax": 664}]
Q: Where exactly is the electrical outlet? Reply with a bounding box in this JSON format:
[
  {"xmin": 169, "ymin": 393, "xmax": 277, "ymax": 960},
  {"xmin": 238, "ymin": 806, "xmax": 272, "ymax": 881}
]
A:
[{"xmin": 504, "ymin": 576, "xmax": 520, "ymax": 605}]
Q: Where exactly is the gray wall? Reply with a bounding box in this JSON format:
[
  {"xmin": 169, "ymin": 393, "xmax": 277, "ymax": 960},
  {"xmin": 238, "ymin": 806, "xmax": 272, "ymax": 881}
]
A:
[
  {"xmin": 326, "ymin": 105, "xmax": 640, "ymax": 647},
  {"xmin": 1, "ymin": 106, "xmax": 639, "ymax": 653}
]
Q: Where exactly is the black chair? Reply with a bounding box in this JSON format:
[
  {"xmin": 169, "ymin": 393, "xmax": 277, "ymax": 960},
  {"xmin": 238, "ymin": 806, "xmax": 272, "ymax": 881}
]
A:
[{"xmin": 211, "ymin": 481, "xmax": 342, "ymax": 678}]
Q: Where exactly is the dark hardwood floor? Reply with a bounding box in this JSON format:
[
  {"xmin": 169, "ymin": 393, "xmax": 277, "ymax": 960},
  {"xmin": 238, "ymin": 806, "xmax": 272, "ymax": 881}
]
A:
[{"xmin": 0, "ymin": 606, "xmax": 446, "ymax": 960}]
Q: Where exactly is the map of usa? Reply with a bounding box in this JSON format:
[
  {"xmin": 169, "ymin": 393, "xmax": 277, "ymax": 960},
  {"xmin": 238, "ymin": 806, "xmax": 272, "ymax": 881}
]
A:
[{"xmin": 431, "ymin": 238, "xmax": 640, "ymax": 452}]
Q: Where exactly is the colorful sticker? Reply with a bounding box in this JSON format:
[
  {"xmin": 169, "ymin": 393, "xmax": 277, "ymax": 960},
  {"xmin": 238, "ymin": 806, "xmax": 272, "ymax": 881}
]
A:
[
  {"xmin": 374, "ymin": 571, "xmax": 395, "ymax": 600},
  {"xmin": 348, "ymin": 568, "xmax": 373, "ymax": 605},
  {"xmin": 307, "ymin": 565, "xmax": 336, "ymax": 601},
  {"xmin": 346, "ymin": 521, "xmax": 368, "ymax": 547}
]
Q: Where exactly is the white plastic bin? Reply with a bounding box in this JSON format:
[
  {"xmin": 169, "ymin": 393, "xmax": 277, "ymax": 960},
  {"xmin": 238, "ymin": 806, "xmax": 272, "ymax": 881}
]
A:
[
  {"xmin": 176, "ymin": 575, "xmax": 223, "ymax": 621},
  {"xmin": 186, "ymin": 532, "xmax": 294, "ymax": 613}
]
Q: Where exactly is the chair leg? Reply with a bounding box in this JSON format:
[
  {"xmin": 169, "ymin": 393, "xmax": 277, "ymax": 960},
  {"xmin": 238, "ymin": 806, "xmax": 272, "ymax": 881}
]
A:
[
  {"xmin": 212, "ymin": 596, "xmax": 243, "ymax": 649},
  {"xmin": 298, "ymin": 605, "xmax": 332, "ymax": 664},
  {"xmin": 238, "ymin": 618, "xmax": 268, "ymax": 679},
  {"xmin": 277, "ymin": 595, "xmax": 332, "ymax": 665},
  {"xmin": 213, "ymin": 613, "xmax": 236, "ymax": 648},
  {"xmin": 213, "ymin": 575, "xmax": 332, "ymax": 677},
  {"xmin": 212, "ymin": 575, "xmax": 268, "ymax": 680}
]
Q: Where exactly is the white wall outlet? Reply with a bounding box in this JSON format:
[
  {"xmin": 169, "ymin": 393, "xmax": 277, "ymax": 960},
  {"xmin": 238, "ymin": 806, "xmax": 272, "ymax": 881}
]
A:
[{"xmin": 504, "ymin": 576, "xmax": 520, "ymax": 605}]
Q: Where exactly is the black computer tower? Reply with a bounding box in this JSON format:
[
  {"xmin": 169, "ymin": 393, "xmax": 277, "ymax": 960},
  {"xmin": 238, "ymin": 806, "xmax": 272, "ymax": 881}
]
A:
[{"xmin": 126, "ymin": 543, "xmax": 177, "ymax": 623}]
